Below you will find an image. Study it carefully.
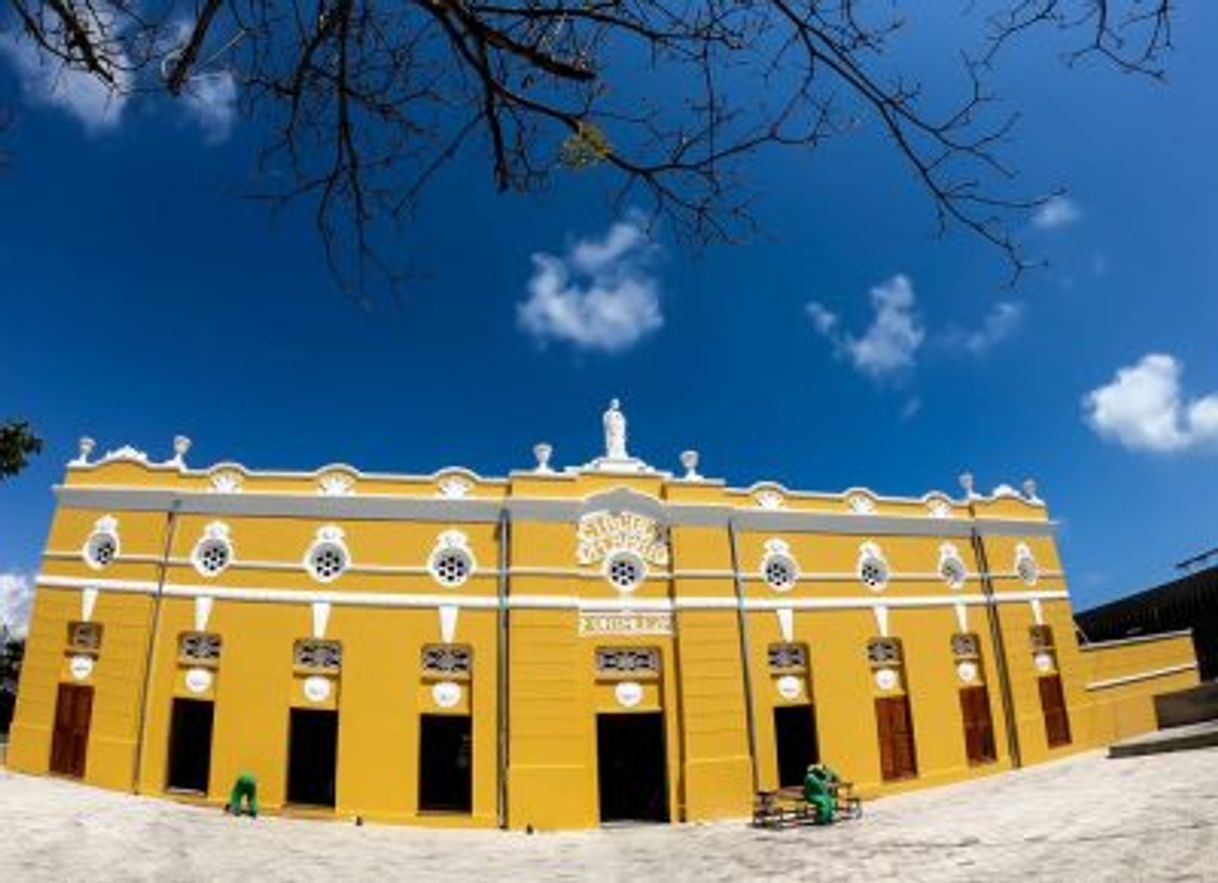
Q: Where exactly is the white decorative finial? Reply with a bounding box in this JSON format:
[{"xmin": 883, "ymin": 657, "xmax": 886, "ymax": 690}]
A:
[
  {"xmin": 172, "ymin": 435, "xmax": 192, "ymax": 465},
  {"xmin": 680, "ymin": 450, "xmax": 701, "ymax": 480},
  {"xmin": 1022, "ymin": 478, "xmax": 1039, "ymax": 501},
  {"xmin": 533, "ymin": 442, "xmax": 553, "ymax": 473},
  {"xmin": 72, "ymin": 436, "xmax": 96, "ymax": 466},
  {"xmin": 603, "ymin": 398, "xmax": 628, "ymax": 460},
  {"xmin": 959, "ymin": 471, "xmax": 976, "ymax": 498}
]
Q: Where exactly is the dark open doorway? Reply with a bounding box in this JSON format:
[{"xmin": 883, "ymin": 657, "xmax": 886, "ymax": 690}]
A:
[
  {"xmin": 286, "ymin": 708, "xmax": 338, "ymax": 807},
  {"xmin": 418, "ymin": 714, "xmax": 472, "ymax": 813},
  {"xmin": 167, "ymin": 698, "xmax": 214, "ymax": 792},
  {"xmin": 50, "ymin": 683, "xmax": 92, "ymax": 778},
  {"xmin": 596, "ymin": 712, "xmax": 669, "ymax": 823},
  {"xmin": 774, "ymin": 704, "xmax": 820, "ymax": 787}
]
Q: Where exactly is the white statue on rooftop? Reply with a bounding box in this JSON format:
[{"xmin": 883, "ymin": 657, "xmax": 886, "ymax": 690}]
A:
[{"xmin": 603, "ymin": 398, "xmax": 628, "ymax": 460}]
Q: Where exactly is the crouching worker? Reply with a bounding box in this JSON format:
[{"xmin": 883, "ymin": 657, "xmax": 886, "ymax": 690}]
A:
[
  {"xmin": 226, "ymin": 772, "xmax": 258, "ymax": 818},
  {"xmin": 803, "ymin": 764, "xmax": 838, "ymax": 825}
]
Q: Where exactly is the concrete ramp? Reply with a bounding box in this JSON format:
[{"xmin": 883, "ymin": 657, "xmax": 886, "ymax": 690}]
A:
[{"xmin": 1109, "ymin": 720, "xmax": 1218, "ymax": 758}]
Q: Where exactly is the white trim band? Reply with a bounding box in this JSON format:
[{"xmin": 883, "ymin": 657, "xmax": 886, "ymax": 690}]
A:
[{"xmin": 34, "ymin": 575, "xmax": 1068, "ymax": 613}]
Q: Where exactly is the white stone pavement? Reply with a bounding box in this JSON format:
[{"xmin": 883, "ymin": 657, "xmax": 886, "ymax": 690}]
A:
[{"xmin": 1, "ymin": 748, "xmax": 1216, "ymax": 881}]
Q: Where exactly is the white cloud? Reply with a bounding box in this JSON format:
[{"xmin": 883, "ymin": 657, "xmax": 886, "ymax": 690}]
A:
[
  {"xmin": 1032, "ymin": 195, "xmax": 1082, "ymax": 230},
  {"xmin": 0, "ymin": 572, "xmax": 33, "ymax": 641},
  {"xmin": 943, "ymin": 301, "xmax": 1024, "ymax": 356},
  {"xmin": 181, "ymin": 70, "xmax": 238, "ymax": 144},
  {"xmin": 0, "ymin": 10, "xmax": 131, "ymax": 133},
  {"xmin": 517, "ymin": 215, "xmax": 663, "ymax": 353},
  {"xmin": 1083, "ymin": 353, "xmax": 1218, "ymax": 453},
  {"xmin": 807, "ymin": 274, "xmax": 925, "ymax": 380}
]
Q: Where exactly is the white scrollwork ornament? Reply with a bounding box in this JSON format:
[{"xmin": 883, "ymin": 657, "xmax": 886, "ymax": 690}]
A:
[{"xmin": 576, "ymin": 511, "xmax": 669, "ymax": 567}]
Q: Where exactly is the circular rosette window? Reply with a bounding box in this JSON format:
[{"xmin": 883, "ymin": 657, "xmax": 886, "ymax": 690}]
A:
[
  {"xmin": 307, "ymin": 543, "xmax": 348, "ymax": 582},
  {"xmin": 604, "ymin": 551, "xmax": 646, "ymax": 593},
  {"xmin": 858, "ymin": 549, "xmax": 890, "ymax": 592}
]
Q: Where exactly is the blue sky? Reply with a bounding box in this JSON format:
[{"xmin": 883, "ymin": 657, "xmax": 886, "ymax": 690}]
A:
[{"xmin": 1, "ymin": 5, "xmax": 1216, "ymax": 619}]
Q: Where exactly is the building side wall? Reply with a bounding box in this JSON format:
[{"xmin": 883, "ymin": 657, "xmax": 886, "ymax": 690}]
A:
[{"xmin": 1077, "ymin": 634, "xmax": 1200, "ymax": 744}]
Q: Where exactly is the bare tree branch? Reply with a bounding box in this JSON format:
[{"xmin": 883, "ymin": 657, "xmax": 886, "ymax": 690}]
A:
[{"xmin": 0, "ymin": 0, "xmax": 1178, "ymax": 297}]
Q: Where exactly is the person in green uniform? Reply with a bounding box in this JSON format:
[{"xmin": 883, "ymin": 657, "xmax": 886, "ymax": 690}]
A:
[
  {"xmin": 227, "ymin": 771, "xmax": 258, "ymax": 818},
  {"xmin": 803, "ymin": 764, "xmax": 838, "ymax": 825}
]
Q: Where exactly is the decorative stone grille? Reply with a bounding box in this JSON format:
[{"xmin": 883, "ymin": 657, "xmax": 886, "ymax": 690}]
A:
[
  {"xmin": 422, "ymin": 644, "xmax": 473, "ymax": 676},
  {"xmin": 1029, "ymin": 625, "xmax": 1055, "ymax": 652},
  {"xmin": 767, "ymin": 643, "xmax": 808, "ymax": 671},
  {"xmin": 67, "ymin": 621, "xmax": 102, "ymax": 652},
  {"xmin": 179, "ymin": 632, "xmax": 222, "ymax": 663},
  {"xmin": 867, "ymin": 637, "xmax": 903, "ymax": 666},
  {"xmin": 595, "ymin": 647, "xmax": 660, "ymax": 677},
  {"xmin": 951, "ymin": 633, "xmax": 980, "ymax": 660},
  {"xmin": 294, "ymin": 639, "xmax": 342, "ymax": 672}
]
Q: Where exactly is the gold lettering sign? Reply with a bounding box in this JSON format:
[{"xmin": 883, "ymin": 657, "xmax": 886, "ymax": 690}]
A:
[
  {"xmin": 576, "ymin": 511, "xmax": 669, "ymax": 566},
  {"xmin": 578, "ymin": 611, "xmax": 674, "ymax": 637}
]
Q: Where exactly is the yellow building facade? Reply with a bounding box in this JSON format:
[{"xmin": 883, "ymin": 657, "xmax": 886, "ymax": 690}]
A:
[{"xmin": 8, "ymin": 403, "xmax": 1201, "ymax": 828}]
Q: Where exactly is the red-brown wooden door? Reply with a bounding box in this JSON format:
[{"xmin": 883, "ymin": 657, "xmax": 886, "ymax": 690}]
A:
[
  {"xmin": 959, "ymin": 685, "xmax": 997, "ymax": 764},
  {"xmin": 875, "ymin": 696, "xmax": 918, "ymax": 781},
  {"xmin": 50, "ymin": 684, "xmax": 93, "ymax": 778},
  {"xmin": 1038, "ymin": 675, "xmax": 1072, "ymax": 747}
]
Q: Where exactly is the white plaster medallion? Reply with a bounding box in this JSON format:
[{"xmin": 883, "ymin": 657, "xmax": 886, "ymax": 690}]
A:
[
  {"xmin": 69, "ymin": 655, "xmax": 94, "ymax": 681},
  {"xmin": 846, "ymin": 492, "xmax": 875, "ymax": 514},
  {"xmin": 754, "ymin": 490, "xmax": 784, "ymax": 510},
  {"xmin": 432, "ymin": 681, "xmax": 462, "ymax": 709},
  {"xmin": 303, "ymin": 675, "xmax": 332, "ymax": 703},
  {"xmin": 437, "ymin": 476, "xmax": 473, "ymax": 499},
  {"xmin": 185, "ymin": 667, "xmax": 213, "ymax": 694},
  {"xmin": 777, "ymin": 675, "xmax": 803, "ymax": 701},
  {"xmin": 956, "ymin": 661, "xmax": 978, "ymax": 685},
  {"xmin": 614, "ymin": 681, "xmax": 644, "ymax": 708},
  {"xmin": 874, "ymin": 668, "xmax": 898, "ymax": 692},
  {"xmin": 1034, "ymin": 652, "xmax": 1055, "ymax": 673}
]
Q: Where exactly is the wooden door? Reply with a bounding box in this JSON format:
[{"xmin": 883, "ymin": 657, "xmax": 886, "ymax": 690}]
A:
[
  {"xmin": 959, "ymin": 686, "xmax": 997, "ymax": 764},
  {"xmin": 875, "ymin": 696, "xmax": 918, "ymax": 781},
  {"xmin": 50, "ymin": 684, "xmax": 93, "ymax": 778},
  {"xmin": 1038, "ymin": 675, "xmax": 1072, "ymax": 747}
]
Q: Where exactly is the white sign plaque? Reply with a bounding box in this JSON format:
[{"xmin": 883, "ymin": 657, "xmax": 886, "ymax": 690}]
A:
[{"xmin": 579, "ymin": 611, "xmax": 673, "ymax": 637}]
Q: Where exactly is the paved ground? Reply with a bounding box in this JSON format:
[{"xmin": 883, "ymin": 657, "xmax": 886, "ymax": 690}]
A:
[{"xmin": 2, "ymin": 749, "xmax": 1216, "ymax": 881}]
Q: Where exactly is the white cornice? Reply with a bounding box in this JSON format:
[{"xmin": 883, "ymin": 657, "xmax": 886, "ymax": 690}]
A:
[
  {"xmin": 66, "ymin": 456, "xmax": 1045, "ymax": 509},
  {"xmin": 51, "ymin": 484, "xmax": 1060, "ymax": 538}
]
